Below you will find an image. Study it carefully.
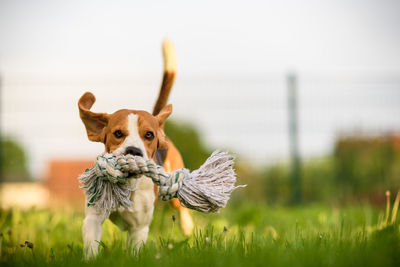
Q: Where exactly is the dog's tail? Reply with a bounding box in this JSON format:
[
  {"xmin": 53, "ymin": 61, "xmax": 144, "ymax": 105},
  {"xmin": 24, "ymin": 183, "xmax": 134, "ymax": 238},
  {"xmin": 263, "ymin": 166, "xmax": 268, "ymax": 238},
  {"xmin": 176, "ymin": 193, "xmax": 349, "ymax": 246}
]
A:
[{"xmin": 152, "ymin": 38, "xmax": 177, "ymax": 116}]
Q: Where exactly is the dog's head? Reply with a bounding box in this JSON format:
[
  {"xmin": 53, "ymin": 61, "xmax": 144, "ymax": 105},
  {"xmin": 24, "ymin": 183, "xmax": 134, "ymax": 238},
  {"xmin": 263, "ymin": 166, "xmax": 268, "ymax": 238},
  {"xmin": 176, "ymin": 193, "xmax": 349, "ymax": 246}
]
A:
[{"xmin": 78, "ymin": 92, "xmax": 171, "ymax": 159}]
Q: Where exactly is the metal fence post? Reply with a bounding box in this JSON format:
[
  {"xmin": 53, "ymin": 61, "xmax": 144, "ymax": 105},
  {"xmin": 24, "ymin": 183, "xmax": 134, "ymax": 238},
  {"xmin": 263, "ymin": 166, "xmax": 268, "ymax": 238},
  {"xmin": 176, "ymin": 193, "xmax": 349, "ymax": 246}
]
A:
[{"xmin": 287, "ymin": 72, "xmax": 302, "ymax": 204}]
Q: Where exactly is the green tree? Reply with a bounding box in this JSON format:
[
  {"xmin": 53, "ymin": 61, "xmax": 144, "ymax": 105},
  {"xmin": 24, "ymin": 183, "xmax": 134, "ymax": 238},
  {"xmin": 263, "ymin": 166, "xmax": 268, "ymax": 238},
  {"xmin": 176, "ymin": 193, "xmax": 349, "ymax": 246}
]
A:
[
  {"xmin": 164, "ymin": 120, "xmax": 210, "ymax": 170},
  {"xmin": 0, "ymin": 138, "xmax": 30, "ymax": 181}
]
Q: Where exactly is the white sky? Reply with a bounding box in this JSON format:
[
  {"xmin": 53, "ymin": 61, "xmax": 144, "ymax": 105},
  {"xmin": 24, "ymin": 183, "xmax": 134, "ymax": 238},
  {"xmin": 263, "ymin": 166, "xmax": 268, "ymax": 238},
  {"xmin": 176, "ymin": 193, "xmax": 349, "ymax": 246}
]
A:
[
  {"xmin": 1, "ymin": 0, "xmax": 400, "ymax": 178},
  {"xmin": 1, "ymin": 0, "xmax": 400, "ymax": 75}
]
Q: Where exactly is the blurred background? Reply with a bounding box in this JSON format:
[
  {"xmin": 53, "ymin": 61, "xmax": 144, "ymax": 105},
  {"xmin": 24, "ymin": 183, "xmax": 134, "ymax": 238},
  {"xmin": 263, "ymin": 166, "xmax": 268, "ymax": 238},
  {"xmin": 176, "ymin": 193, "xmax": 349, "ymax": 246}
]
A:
[{"xmin": 0, "ymin": 0, "xmax": 399, "ymax": 208}]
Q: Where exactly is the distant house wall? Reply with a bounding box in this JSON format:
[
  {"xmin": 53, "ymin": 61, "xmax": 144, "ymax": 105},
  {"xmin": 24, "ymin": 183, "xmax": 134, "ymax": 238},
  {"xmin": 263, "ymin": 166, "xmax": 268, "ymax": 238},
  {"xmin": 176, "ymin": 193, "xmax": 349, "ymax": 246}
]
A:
[{"xmin": 45, "ymin": 159, "xmax": 94, "ymax": 207}]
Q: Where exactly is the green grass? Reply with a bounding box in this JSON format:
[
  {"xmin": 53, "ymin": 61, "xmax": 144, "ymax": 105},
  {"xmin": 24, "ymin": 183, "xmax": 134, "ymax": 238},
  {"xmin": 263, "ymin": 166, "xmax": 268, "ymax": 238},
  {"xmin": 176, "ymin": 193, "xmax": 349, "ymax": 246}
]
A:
[{"xmin": 0, "ymin": 202, "xmax": 399, "ymax": 266}]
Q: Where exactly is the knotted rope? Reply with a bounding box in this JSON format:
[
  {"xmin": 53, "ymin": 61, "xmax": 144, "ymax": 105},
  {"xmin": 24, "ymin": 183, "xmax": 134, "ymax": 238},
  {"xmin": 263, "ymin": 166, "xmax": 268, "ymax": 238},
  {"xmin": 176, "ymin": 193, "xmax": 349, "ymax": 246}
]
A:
[{"xmin": 79, "ymin": 151, "xmax": 244, "ymax": 216}]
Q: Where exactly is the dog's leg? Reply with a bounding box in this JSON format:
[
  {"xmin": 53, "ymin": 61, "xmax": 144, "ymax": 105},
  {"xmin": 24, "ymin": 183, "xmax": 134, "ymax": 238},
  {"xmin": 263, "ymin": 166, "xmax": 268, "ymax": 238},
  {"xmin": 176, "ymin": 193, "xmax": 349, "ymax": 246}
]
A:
[
  {"xmin": 82, "ymin": 206, "xmax": 106, "ymax": 259},
  {"xmin": 126, "ymin": 225, "xmax": 150, "ymax": 253},
  {"xmin": 113, "ymin": 177, "xmax": 155, "ymax": 254}
]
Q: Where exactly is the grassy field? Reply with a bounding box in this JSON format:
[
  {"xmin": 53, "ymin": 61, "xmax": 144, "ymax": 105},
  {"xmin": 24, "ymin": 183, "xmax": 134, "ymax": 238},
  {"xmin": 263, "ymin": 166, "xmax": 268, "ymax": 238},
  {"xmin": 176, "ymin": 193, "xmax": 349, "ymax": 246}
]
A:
[{"xmin": 0, "ymin": 202, "xmax": 399, "ymax": 267}]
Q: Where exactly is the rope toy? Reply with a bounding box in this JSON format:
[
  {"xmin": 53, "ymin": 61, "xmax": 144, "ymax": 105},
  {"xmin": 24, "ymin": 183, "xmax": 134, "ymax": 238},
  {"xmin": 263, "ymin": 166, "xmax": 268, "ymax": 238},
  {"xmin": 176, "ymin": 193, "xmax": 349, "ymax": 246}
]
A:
[{"xmin": 79, "ymin": 151, "xmax": 245, "ymax": 216}]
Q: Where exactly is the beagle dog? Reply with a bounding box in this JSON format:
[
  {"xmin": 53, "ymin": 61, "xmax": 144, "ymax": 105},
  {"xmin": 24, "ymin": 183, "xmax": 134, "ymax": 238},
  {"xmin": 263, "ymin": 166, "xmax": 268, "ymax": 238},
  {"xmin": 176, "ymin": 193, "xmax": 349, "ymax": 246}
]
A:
[{"xmin": 79, "ymin": 39, "xmax": 194, "ymax": 259}]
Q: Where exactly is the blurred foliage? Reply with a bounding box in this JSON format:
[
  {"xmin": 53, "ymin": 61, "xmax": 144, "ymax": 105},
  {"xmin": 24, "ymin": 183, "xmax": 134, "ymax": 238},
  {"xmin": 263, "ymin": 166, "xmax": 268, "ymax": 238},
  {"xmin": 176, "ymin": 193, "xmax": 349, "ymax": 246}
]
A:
[
  {"xmin": 0, "ymin": 138, "xmax": 31, "ymax": 181},
  {"xmin": 244, "ymin": 134, "xmax": 400, "ymax": 205},
  {"xmin": 164, "ymin": 120, "xmax": 211, "ymax": 170},
  {"xmin": 253, "ymin": 157, "xmax": 336, "ymax": 205},
  {"xmin": 334, "ymin": 135, "xmax": 400, "ymax": 202}
]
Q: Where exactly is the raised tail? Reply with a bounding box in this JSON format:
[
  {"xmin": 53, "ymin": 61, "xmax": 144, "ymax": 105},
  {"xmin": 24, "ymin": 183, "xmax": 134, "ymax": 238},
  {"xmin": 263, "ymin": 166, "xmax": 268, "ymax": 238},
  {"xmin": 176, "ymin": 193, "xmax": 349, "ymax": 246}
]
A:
[{"xmin": 152, "ymin": 38, "xmax": 177, "ymax": 116}]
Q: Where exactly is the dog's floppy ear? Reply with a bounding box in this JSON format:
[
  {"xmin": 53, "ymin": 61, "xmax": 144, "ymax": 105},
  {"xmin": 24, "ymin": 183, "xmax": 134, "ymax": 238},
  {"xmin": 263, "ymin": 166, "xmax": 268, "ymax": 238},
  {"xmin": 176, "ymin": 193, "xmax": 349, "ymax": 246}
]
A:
[
  {"xmin": 78, "ymin": 92, "xmax": 109, "ymax": 142},
  {"xmin": 156, "ymin": 104, "xmax": 172, "ymax": 149},
  {"xmin": 157, "ymin": 130, "xmax": 169, "ymax": 149},
  {"xmin": 156, "ymin": 104, "xmax": 172, "ymax": 128}
]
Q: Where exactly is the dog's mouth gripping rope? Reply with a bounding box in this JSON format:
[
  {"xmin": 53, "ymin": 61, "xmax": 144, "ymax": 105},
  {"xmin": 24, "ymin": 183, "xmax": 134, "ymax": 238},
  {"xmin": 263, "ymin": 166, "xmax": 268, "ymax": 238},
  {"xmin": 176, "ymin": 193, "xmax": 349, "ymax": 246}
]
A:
[{"xmin": 79, "ymin": 151, "xmax": 245, "ymax": 216}]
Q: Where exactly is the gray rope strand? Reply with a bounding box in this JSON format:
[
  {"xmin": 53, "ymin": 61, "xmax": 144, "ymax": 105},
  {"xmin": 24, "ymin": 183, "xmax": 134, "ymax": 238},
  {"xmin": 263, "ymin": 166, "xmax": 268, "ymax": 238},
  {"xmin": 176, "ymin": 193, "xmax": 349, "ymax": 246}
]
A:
[{"xmin": 79, "ymin": 150, "xmax": 245, "ymax": 216}]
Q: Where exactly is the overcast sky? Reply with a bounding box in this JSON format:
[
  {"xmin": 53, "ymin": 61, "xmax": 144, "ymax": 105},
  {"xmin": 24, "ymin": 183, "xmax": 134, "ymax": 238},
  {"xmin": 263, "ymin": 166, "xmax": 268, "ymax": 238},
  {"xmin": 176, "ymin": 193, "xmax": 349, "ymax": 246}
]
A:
[
  {"xmin": 1, "ymin": 0, "xmax": 399, "ymax": 178},
  {"xmin": 1, "ymin": 0, "xmax": 400, "ymax": 76}
]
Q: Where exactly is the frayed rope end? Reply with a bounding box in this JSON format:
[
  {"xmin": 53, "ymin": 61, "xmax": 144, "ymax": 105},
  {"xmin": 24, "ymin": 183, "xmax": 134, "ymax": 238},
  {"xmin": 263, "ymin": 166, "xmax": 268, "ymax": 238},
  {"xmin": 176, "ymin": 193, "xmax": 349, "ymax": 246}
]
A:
[
  {"xmin": 79, "ymin": 167, "xmax": 136, "ymax": 217},
  {"xmin": 176, "ymin": 151, "xmax": 246, "ymax": 213}
]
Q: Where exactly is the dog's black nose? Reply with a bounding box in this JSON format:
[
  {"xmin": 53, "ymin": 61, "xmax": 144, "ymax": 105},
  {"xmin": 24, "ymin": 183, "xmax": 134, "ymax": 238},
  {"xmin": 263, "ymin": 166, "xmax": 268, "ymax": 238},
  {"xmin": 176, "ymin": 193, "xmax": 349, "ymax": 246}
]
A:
[{"xmin": 125, "ymin": 146, "xmax": 143, "ymax": 157}]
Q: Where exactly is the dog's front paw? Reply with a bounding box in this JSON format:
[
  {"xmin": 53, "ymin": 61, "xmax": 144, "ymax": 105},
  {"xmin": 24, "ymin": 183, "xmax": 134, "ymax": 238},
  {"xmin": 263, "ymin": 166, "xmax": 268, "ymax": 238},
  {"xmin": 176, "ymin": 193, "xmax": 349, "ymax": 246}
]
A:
[{"xmin": 83, "ymin": 245, "xmax": 99, "ymax": 261}]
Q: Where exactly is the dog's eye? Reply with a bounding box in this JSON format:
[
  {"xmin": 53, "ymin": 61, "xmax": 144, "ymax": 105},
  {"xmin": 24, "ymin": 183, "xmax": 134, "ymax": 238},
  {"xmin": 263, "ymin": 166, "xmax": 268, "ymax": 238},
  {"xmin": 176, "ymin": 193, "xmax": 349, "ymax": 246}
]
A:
[
  {"xmin": 113, "ymin": 130, "xmax": 124, "ymax": 138},
  {"xmin": 144, "ymin": 131, "xmax": 154, "ymax": 141}
]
